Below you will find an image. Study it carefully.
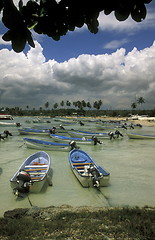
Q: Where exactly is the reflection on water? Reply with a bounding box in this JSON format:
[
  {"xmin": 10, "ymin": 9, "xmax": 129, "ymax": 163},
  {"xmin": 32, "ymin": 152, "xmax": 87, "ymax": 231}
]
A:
[{"xmin": 0, "ymin": 117, "xmax": 155, "ymax": 216}]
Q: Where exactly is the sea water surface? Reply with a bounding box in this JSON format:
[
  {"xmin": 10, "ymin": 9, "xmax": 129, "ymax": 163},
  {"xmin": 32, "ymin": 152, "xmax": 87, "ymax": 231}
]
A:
[{"xmin": 0, "ymin": 117, "xmax": 155, "ymax": 216}]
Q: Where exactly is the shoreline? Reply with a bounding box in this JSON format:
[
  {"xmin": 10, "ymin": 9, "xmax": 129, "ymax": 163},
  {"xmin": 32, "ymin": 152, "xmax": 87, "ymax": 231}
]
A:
[
  {"xmin": 1, "ymin": 205, "xmax": 155, "ymax": 239},
  {"xmin": 96, "ymin": 116, "xmax": 155, "ymax": 127}
]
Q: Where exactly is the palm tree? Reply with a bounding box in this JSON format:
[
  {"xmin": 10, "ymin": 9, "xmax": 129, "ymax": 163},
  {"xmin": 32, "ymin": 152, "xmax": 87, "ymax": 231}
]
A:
[
  {"xmin": 81, "ymin": 100, "xmax": 86, "ymax": 108},
  {"xmin": 73, "ymin": 101, "xmax": 78, "ymax": 108},
  {"xmin": 137, "ymin": 97, "xmax": 145, "ymax": 109},
  {"xmin": 98, "ymin": 100, "xmax": 103, "ymax": 109},
  {"xmin": 53, "ymin": 103, "xmax": 58, "ymax": 109},
  {"xmin": 45, "ymin": 102, "xmax": 49, "ymax": 109},
  {"xmin": 93, "ymin": 100, "xmax": 102, "ymax": 110},
  {"xmin": 66, "ymin": 100, "xmax": 71, "ymax": 107},
  {"xmin": 60, "ymin": 101, "xmax": 64, "ymax": 108},
  {"xmin": 131, "ymin": 102, "xmax": 137, "ymax": 114},
  {"xmin": 77, "ymin": 101, "xmax": 82, "ymax": 110},
  {"xmin": 86, "ymin": 102, "xmax": 91, "ymax": 109}
]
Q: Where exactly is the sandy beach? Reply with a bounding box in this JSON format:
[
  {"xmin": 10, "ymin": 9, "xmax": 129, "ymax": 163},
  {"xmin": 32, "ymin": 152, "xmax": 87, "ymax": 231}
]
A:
[{"xmin": 99, "ymin": 116, "xmax": 155, "ymax": 128}]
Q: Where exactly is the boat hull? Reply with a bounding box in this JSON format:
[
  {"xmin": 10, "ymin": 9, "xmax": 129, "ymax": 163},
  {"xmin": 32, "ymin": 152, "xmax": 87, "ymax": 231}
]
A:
[
  {"xmin": 10, "ymin": 151, "xmax": 51, "ymax": 193},
  {"xmin": 0, "ymin": 121, "xmax": 20, "ymax": 127},
  {"xmin": 127, "ymin": 133, "xmax": 155, "ymax": 139},
  {"xmin": 24, "ymin": 138, "xmax": 71, "ymax": 151},
  {"xmin": 18, "ymin": 128, "xmax": 50, "ymax": 136},
  {"xmin": 68, "ymin": 130, "xmax": 110, "ymax": 139},
  {"xmin": 50, "ymin": 134, "xmax": 94, "ymax": 145},
  {"xmin": 72, "ymin": 167, "xmax": 110, "ymax": 188},
  {"xmin": 0, "ymin": 114, "xmax": 14, "ymax": 120},
  {"xmin": 69, "ymin": 149, "xmax": 110, "ymax": 188}
]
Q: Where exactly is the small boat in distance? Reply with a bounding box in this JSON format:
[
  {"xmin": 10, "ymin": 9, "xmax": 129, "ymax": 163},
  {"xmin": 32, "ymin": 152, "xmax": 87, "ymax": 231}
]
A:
[
  {"xmin": 10, "ymin": 151, "xmax": 51, "ymax": 197},
  {"xmin": 18, "ymin": 128, "xmax": 50, "ymax": 136},
  {"xmin": 68, "ymin": 129, "xmax": 123, "ymax": 140},
  {"xmin": 127, "ymin": 133, "xmax": 155, "ymax": 139},
  {"xmin": 23, "ymin": 138, "xmax": 78, "ymax": 151},
  {"xmin": 0, "ymin": 113, "xmax": 14, "ymax": 120},
  {"xmin": 50, "ymin": 134, "xmax": 102, "ymax": 145},
  {"xmin": 68, "ymin": 149, "xmax": 110, "ymax": 188},
  {"xmin": 0, "ymin": 121, "xmax": 21, "ymax": 127}
]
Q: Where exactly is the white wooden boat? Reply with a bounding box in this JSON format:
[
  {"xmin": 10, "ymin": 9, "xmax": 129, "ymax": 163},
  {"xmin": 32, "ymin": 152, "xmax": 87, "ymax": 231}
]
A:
[
  {"xmin": 0, "ymin": 114, "xmax": 14, "ymax": 120},
  {"xmin": 69, "ymin": 149, "xmax": 110, "ymax": 188},
  {"xmin": 0, "ymin": 121, "xmax": 21, "ymax": 127},
  {"xmin": 127, "ymin": 133, "xmax": 155, "ymax": 139},
  {"xmin": 23, "ymin": 138, "xmax": 76, "ymax": 151},
  {"xmin": 18, "ymin": 128, "xmax": 50, "ymax": 136},
  {"xmin": 50, "ymin": 134, "xmax": 101, "ymax": 145},
  {"xmin": 69, "ymin": 130, "xmax": 124, "ymax": 140},
  {"xmin": 10, "ymin": 151, "xmax": 51, "ymax": 196},
  {"xmin": 68, "ymin": 130, "xmax": 110, "ymax": 139}
]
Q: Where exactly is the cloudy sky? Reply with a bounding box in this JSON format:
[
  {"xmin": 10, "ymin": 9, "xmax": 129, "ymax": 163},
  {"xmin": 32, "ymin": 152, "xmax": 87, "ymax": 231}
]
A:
[{"xmin": 0, "ymin": 1, "xmax": 155, "ymax": 110}]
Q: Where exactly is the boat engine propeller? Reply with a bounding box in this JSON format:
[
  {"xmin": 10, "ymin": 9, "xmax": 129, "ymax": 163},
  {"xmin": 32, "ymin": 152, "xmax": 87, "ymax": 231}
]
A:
[
  {"xmin": 13, "ymin": 170, "xmax": 33, "ymax": 197},
  {"xmin": 88, "ymin": 165, "xmax": 101, "ymax": 188}
]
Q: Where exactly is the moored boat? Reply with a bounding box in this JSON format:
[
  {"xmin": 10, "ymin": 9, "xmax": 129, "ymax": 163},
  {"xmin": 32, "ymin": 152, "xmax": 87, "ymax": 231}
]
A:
[
  {"xmin": 0, "ymin": 114, "xmax": 14, "ymax": 120},
  {"xmin": 68, "ymin": 130, "xmax": 107, "ymax": 138},
  {"xmin": 50, "ymin": 134, "xmax": 102, "ymax": 145},
  {"xmin": 68, "ymin": 149, "xmax": 110, "ymax": 188},
  {"xmin": 69, "ymin": 129, "xmax": 124, "ymax": 140},
  {"xmin": 127, "ymin": 133, "xmax": 155, "ymax": 139},
  {"xmin": 23, "ymin": 138, "xmax": 78, "ymax": 151},
  {"xmin": 18, "ymin": 128, "xmax": 50, "ymax": 135},
  {"xmin": 0, "ymin": 121, "xmax": 21, "ymax": 127},
  {"xmin": 10, "ymin": 151, "xmax": 51, "ymax": 196}
]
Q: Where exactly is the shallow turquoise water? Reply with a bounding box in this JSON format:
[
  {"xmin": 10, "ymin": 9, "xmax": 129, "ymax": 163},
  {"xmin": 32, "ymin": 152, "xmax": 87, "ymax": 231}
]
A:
[{"xmin": 0, "ymin": 117, "xmax": 155, "ymax": 216}]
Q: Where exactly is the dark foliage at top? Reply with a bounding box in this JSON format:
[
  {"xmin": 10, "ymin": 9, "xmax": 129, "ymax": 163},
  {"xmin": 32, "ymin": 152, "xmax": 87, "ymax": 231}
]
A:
[{"xmin": 0, "ymin": 0, "xmax": 152, "ymax": 52}]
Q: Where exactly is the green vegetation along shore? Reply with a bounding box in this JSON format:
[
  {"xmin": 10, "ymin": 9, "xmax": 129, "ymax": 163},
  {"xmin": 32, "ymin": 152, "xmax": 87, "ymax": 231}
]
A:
[{"xmin": 0, "ymin": 205, "xmax": 154, "ymax": 240}]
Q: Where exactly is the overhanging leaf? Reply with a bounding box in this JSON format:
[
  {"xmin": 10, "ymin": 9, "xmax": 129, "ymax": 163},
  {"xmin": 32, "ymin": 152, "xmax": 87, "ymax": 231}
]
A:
[{"xmin": 2, "ymin": 30, "xmax": 12, "ymax": 41}]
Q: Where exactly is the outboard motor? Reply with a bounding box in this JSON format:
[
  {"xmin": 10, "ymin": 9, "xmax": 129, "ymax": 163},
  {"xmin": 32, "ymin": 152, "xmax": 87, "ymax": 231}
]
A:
[
  {"xmin": 121, "ymin": 124, "xmax": 127, "ymax": 130},
  {"xmin": 108, "ymin": 131, "xmax": 115, "ymax": 140},
  {"xmin": 92, "ymin": 136, "xmax": 102, "ymax": 145},
  {"xmin": 14, "ymin": 170, "xmax": 32, "ymax": 197},
  {"xmin": 88, "ymin": 165, "xmax": 100, "ymax": 188},
  {"xmin": 3, "ymin": 130, "xmax": 12, "ymax": 138},
  {"xmin": 115, "ymin": 130, "xmax": 123, "ymax": 138},
  {"xmin": 60, "ymin": 124, "xmax": 65, "ymax": 130},
  {"xmin": 79, "ymin": 121, "xmax": 84, "ymax": 126},
  {"xmin": 50, "ymin": 127, "xmax": 56, "ymax": 134},
  {"xmin": 69, "ymin": 141, "xmax": 78, "ymax": 150}
]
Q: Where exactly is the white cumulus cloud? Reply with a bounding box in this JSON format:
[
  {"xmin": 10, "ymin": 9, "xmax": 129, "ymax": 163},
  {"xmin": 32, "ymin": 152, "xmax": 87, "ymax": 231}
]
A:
[{"xmin": 0, "ymin": 41, "xmax": 155, "ymax": 109}]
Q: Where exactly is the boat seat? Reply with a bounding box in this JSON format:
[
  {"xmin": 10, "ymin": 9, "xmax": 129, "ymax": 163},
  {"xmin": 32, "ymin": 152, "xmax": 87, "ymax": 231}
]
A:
[
  {"xmin": 72, "ymin": 163, "xmax": 92, "ymax": 166},
  {"xmin": 29, "ymin": 172, "xmax": 45, "ymax": 175},
  {"xmin": 24, "ymin": 168, "xmax": 47, "ymax": 172},
  {"xmin": 75, "ymin": 166, "xmax": 85, "ymax": 169},
  {"xmin": 25, "ymin": 165, "xmax": 48, "ymax": 168},
  {"xmin": 31, "ymin": 176, "xmax": 43, "ymax": 180}
]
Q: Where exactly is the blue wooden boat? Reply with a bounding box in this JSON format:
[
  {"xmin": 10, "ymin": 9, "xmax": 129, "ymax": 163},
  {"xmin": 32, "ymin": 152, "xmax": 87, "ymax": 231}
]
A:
[
  {"xmin": 127, "ymin": 133, "xmax": 155, "ymax": 139},
  {"xmin": 68, "ymin": 130, "xmax": 111, "ymax": 139},
  {"xmin": 69, "ymin": 129, "xmax": 124, "ymax": 140},
  {"xmin": 10, "ymin": 151, "xmax": 51, "ymax": 196},
  {"xmin": 69, "ymin": 149, "xmax": 110, "ymax": 188},
  {"xmin": 18, "ymin": 128, "xmax": 50, "ymax": 136},
  {"xmin": 23, "ymin": 138, "xmax": 77, "ymax": 151},
  {"xmin": 50, "ymin": 134, "xmax": 102, "ymax": 145}
]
